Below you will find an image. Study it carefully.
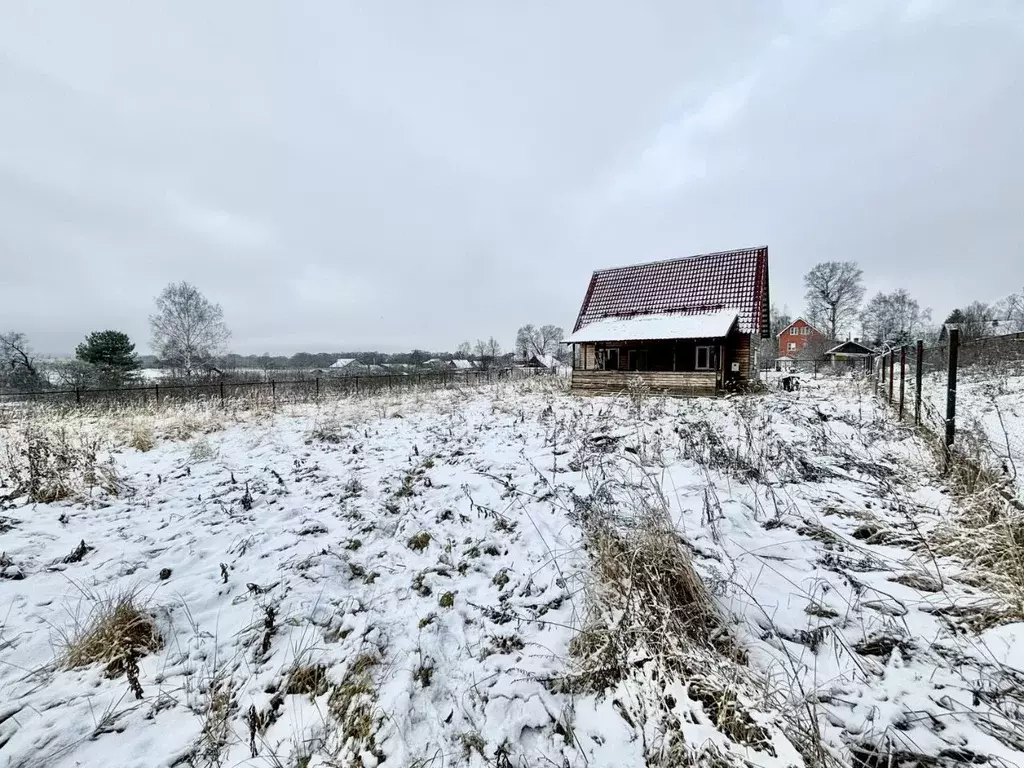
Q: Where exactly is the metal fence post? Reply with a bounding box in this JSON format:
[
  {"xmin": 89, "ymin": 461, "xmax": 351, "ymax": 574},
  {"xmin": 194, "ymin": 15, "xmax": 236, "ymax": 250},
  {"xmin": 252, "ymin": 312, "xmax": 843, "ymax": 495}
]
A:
[
  {"xmin": 220, "ymin": 379, "xmax": 225, "ymax": 404},
  {"xmin": 272, "ymin": 379, "xmax": 276, "ymax": 405},
  {"xmin": 315, "ymin": 376, "xmax": 320, "ymax": 400},
  {"xmin": 75, "ymin": 387, "xmax": 81, "ymax": 406},
  {"xmin": 945, "ymin": 328, "xmax": 959, "ymax": 449},
  {"xmin": 915, "ymin": 339, "xmax": 923, "ymax": 426},
  {"xmin": 888, "ymin": 350, "xmax": 895, "ymax": 404},
  {"xmin": 154, "ymin": 384, "xmax": 159, "ymax": 405},
  {"xmin": 899, "ymin": 345, "xmax": 906, "ymax": 420}
]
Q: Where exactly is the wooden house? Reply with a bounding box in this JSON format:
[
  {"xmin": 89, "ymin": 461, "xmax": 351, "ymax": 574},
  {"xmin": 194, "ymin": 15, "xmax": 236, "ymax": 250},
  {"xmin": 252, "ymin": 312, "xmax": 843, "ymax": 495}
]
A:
[
  {"xmin": 823, "ymin": 340, "xmax": 874, "ymax": 367},
  {"xmin": 564, "ymin": 246, "xmax": 770, "ymax": 396}
]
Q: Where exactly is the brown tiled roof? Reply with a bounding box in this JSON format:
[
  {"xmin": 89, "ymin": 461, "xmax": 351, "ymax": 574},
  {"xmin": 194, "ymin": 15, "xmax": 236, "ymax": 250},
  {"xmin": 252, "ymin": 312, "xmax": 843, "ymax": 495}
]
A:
[{"xmin": 572, "ymin": 246, "xmax": 770, "ymax": 337}]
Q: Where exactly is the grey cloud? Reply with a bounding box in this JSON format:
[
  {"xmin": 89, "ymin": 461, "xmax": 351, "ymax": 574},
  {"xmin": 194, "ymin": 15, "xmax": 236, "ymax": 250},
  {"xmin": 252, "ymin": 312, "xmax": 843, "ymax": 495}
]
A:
[{"xmin": 1, "ymin": 1, "xmax": 1021, "ymax": 355}]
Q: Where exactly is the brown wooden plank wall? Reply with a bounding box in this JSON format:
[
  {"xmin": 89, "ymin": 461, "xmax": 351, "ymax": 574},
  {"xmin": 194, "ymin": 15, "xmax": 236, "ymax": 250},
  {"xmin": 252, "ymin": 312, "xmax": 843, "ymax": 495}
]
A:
[
  {"xmin": 570, "ymin": 370, "xmax": 718, "ymax": 397},
  {"xmin": 735, "ymin": 334, "xmax": 752, "ymax": 379}
]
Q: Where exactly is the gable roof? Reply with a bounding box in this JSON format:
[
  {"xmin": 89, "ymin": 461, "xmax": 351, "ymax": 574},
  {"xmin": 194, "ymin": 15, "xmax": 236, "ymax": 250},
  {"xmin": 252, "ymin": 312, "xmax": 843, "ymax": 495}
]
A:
[
  {"xmin": 528, "ymin": 354, "xmax": 559, "ymax": 368},
  {"xmin": 564, "ymin": 310, "xmax": 739, "ymax": 343},
  {"xmin": 825, "ymin": 340, "xmax": 874, "ymax": 356},
  {"xmin": 776, "ymin": 317, "xmax": 824, "ymax": 338},
  {"xmin": 450, "ymin": 359, "xmax": 475, "ymax": 369},
  {"xmin": 572, "ymin": 246, "xmax": 770, "ymax": 338},
  {"xmin": 330, "ymin": 358, "xmax": 358, "ymax": 369}
]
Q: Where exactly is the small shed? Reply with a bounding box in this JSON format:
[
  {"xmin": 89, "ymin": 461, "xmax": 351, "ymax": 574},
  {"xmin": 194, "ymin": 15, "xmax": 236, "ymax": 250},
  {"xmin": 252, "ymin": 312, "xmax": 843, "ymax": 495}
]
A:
[
  {"xmin": 776, "ymin": 355, "xmax": 797, "ymax": 372},
  {"xmin": 824, "ymin": 340, "xmax": 875, "ymax": 367},
  {"xmin": 564, "ymin": 246, "xmax": 770, "ymax": 396}
]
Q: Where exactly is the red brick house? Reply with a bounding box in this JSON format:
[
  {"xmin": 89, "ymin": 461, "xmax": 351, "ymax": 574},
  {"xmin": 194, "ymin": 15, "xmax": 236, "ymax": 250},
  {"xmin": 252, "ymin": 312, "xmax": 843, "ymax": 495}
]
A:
[
  {"xmin": 564, "ymin": 246, "xmax": 770, "ymax": 396},
  {"xmin": 777, "ymin": 318, "xmax": 825, "ymax": 368}
]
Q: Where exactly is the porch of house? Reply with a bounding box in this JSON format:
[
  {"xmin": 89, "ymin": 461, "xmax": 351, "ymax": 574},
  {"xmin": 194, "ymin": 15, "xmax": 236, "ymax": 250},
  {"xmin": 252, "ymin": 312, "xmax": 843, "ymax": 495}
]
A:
[{"xmin": 568, "ymin": 336, "xmax": 751, "ymax": 396}]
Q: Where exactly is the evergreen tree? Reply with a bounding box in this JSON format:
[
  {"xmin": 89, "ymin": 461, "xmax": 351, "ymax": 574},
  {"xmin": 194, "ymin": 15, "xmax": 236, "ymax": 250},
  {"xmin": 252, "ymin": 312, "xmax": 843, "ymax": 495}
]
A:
[{"xmin": 75, "ymin": 330, "xmax": 140, "ymax": 387}]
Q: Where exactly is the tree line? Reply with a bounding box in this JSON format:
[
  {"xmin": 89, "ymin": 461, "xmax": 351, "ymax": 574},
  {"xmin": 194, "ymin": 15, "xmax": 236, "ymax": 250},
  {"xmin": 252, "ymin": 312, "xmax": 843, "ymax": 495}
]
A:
[
  {"xmin": 769, "ymin": 260, "xmax": 1023, "ymax": 361},
  {"xmin": 2, "ymin": 281, "xmax": 570, "ymax": 393}
]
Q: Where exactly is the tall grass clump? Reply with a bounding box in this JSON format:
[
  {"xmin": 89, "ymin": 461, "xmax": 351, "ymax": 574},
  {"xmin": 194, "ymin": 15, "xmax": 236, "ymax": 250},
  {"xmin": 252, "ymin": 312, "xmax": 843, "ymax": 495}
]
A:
[{"xmin": 1, "ymin": 423, "xmax": 121, "ymax": 503}]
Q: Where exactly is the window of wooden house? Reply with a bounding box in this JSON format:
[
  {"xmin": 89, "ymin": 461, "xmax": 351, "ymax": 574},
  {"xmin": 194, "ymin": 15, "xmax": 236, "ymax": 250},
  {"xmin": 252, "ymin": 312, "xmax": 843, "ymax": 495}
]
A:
[
  {"xmin": 627, "ymin": 349, "xmax": 649, "ymax": 371},
  {"xmin": 695, "ymin": 345, "xmax": 715, "ymax": 370},
  {"xmin": 790, "ymin": 327, "xmax": 799, "ymax": 336},
  {"xmin": 599, "ymin": 348, "xmax": 619, "ymax": 370}
]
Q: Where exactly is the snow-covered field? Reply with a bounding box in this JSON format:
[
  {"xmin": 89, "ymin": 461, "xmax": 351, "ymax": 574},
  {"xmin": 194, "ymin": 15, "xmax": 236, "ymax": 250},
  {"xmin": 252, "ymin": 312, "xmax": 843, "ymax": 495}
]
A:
[
  {"xmin": 2, "ymin": 377, "xmax": 1024, "ymax": 767},
  {"xmin": 922, "ymin": 368, "xmax": 1024, "ymax": 500}
]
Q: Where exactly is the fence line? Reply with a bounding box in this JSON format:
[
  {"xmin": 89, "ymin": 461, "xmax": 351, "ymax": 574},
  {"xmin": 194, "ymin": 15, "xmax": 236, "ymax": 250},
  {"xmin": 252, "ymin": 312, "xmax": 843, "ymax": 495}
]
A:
[
  {"xmin": 875, "ymin": 330, "xmax": 1024, "ymax": 497},
  {"xmin": 0, "ymin": 367, "xmax": 557, "ymax": 409}
]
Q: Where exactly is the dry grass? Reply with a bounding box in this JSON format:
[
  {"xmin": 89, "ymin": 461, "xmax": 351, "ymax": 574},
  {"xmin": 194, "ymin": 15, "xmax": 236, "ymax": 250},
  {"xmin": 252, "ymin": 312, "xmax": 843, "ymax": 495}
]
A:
[
  {"xmin": 286, "ymin": 663, "xmax": 329, "ymax": 697},
  {"xmin": 407, "ymin": 532, "xmax": 431, "ymax": 551},
  {"xmin": 561, "ymin": 455, "xmax": 782, "ymax": 766},
  {"xmin": 186, "ymin": 436, "xmax": 217, "ymax": 464},
  {"xmin": 127, "ymin": 421, "xmax": 156, "ymax": 452},
  {"xmin": 908, "ymin": 416, "xmax": 1024, "ymax": 612},
  {"xmin": 194, "ymin": 672, "xmax": 236, "ymax": 767},
  {"xmin": 1, "ymin": 424, "xmax": 122, "ymax": 503},
  {"xmin": 60, "ymin": 589, "xmax": 163, "ymax": 681},
  {"xmin": 327, "ymin": 652, "xmax": 384, "ymax": 764}
]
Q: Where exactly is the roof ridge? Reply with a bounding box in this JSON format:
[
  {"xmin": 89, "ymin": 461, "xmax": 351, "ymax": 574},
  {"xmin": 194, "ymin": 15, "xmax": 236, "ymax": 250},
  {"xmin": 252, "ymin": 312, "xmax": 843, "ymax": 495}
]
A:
[
  {"xmin": 591, "ymin": 245, "xmax": 767, "ymax": 275},
  {"xmin": 775, "ymin": 317, "xmax": 826, "ymax": 337}
]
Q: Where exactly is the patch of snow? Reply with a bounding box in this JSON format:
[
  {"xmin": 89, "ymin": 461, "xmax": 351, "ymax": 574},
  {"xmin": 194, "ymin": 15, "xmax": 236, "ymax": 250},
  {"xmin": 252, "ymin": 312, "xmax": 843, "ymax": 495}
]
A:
[{"xmin": 565, "ymin": 309, "xmax": 739, "ymax": 343}]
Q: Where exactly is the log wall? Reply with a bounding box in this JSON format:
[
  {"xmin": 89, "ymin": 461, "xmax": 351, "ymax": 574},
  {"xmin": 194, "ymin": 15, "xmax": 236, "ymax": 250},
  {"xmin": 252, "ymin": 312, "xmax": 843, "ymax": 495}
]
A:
[
  {"xmin": 735, "ymin": 334, "xmax": 752, "ymax": 379},
  {"xmin": 570, "ymin": 370, "xmax": 718, "ymax": 397}
]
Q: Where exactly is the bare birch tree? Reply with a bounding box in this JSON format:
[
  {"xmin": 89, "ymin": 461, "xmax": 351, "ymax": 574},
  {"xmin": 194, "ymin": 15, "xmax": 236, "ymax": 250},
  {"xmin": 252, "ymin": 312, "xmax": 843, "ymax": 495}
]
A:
[
  {"xmin": 515, "ymin": 324, "xmax": 564, "ymax": 358},
  {"xmin": 149, "ymin": 282, "xmax": 230, "ymax": 377},
  {"xmin": 804, "ymin": 261, "xmax": 865, "ymax": 340},
  {"xmin": 860, "ymin": 289, "xmax": 931, "ymax": 346}
]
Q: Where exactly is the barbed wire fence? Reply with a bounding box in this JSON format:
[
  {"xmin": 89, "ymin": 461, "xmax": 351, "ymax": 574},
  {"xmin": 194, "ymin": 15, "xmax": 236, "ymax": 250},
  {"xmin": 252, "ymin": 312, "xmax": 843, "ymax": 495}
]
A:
[{"xmin": 875, "ymin": 329, "xmax": 1024, "ymax": 498}]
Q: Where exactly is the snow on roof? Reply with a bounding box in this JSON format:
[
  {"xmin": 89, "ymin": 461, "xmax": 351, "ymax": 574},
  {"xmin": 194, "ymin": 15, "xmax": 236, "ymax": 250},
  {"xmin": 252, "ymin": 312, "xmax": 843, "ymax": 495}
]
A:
[
  {"xmin": 565, "ymin": 309, "xmax": 739, "ymax": 343},
  {"xmin": 450, "ymin": 359, "xmax": 474, "ymax": 369},
  {"xmin": 775, "ymin": 317, "xmax": 824, "ymax": 338},
  {"xmin": 329, "ymin": 358, "xmax": 357, "ymax": 368},
  {"xmin": 531, "ymin": 354, "xmax": 559, "ymax": 368},
  {"xmin": 573, "ymin": 246, "xmax": 769, "ymax": 337},
  {"xmin": 824, "ymin": 340, "xmax": 875, "ymax": 356}
]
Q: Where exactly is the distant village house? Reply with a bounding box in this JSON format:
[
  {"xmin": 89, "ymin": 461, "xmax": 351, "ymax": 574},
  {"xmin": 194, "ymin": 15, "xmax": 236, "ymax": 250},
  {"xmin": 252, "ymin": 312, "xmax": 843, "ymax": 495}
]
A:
[{"xmin": 776, "ymin": 317, "xmax": 825, "ymax": 372}]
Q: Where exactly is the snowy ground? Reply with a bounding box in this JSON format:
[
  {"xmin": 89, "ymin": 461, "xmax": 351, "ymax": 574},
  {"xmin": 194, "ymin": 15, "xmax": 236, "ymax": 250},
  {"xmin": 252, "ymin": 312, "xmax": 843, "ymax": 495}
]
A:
[
  {"xmin": 2, "ymin": 377, "xmax": 1023, "ymax": 767},
  {"xmin": 922, "ymin": 368, "xmax": 1024, "ymax": 500}
]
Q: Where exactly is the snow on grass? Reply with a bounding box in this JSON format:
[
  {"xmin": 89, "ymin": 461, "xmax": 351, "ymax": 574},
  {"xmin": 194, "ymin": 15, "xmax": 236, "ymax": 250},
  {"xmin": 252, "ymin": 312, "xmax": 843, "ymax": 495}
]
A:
[
  {"xmin": 921, "ymin": 367, "xmax": 1024, "ymax": 501},
  {"xmin": 1, "ymin": 376, "xmax": 1024, "ymax": 767}
]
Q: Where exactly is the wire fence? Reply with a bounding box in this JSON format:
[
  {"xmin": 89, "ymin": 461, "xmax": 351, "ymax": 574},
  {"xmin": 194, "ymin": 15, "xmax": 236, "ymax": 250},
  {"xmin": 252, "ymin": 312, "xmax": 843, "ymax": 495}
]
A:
[
  {"xmin": 0, "ymin": 367, "xmax": 559, "ymax": 410},
  {"xmin": 875, "ymin": 330, "xmax": 1024, "ymax": 498}
]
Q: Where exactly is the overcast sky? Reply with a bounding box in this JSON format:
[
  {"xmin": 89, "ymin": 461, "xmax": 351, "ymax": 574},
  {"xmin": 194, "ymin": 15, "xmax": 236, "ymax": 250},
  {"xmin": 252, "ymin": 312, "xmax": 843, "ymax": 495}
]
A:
[{"xmin": 2, "ymin": 1, "xmax": 1022, "ymax": 355}]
